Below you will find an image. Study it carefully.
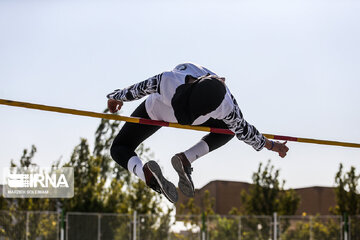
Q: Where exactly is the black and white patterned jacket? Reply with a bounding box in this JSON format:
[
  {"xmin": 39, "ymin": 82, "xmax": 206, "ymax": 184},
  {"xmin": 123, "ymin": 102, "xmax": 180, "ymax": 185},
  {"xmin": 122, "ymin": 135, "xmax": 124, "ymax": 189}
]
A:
[{"xmin": 107, "ymin": 63, "xmax": 265, "ymax": 151}]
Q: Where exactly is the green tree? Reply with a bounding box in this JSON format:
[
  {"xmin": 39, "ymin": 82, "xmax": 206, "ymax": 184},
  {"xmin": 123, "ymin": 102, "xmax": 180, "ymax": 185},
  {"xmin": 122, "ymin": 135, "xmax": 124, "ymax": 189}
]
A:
[
  {"xmin": 177, "ymin": 190, "xmax": 215, "ymax": 240},
  {"xmin": 281, "ymin": 216, "xmax": 341, "ymax": 240},
  {"xmin": 240, "ymin": 160, "xmax": 300, "ymax": 240},
  {"xmin": 61, "ymin": 116, "xmax": 173, "ymax": 239},
  {"xmin": 56, "ymin": 115, "xmax": 168, "ymax": 216},
  {"xmin": 178, "ymin": 191, "xmax": 242, "ymax": 240},
  {"xmin": 331, "ymin": 163, "xmax": 360, "ymax": 215},
  {"xmin": 208, "ymin": 215, "xmax": 240, "ymax": 240},
  {"xmin": 0, "ymin": 145, "xmax": 59, "ymax": 240},
  {"xmin": 0, "ymin": 112, "xmax": 174, "ymax": 239},
  {"xmin": 0, "ymin": 145, "xmax": 58, "ymax": 212},
  {"xmin": 331, "ymin": 163, "xmax": 360, "ymax": 239},
  {"xmin": 178, "ymin": 160, "xmax": 300, "ymax": 240},
  {"xmin": 241, "ymin": 160, "xmax": 300, "ymax": 216}
]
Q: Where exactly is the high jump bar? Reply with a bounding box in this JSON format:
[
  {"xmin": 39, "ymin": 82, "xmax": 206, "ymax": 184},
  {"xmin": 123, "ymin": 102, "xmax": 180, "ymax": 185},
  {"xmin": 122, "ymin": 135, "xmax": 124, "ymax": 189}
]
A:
[{"xmin": 0, "ymin": 98, "xmax": 359, "ymax": 149}]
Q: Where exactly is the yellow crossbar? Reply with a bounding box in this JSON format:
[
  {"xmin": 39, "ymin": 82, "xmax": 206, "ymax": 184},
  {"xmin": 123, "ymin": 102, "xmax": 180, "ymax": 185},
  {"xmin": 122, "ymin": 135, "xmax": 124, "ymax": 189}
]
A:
[{"xmin": 1, "ymin": 98, "xmax": 359, "ymax": 149}]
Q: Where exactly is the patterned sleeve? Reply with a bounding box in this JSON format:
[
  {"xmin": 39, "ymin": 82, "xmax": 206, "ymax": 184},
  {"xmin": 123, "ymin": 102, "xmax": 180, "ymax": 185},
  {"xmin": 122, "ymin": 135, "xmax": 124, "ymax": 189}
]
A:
[
  {"xmin": 222, "ymin": 95, "xmax": 266, "ymax": 151},
  {"xmin": 106, "ymin": 73, "xmax": 162, "ymax": 101}
]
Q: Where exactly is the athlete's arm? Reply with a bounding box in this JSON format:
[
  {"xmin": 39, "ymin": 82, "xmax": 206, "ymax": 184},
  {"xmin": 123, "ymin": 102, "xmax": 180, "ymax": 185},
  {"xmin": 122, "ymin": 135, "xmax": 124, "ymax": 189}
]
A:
[
  {"xmin": 106, "ymin": 73, "xmax": 162, "ymax": 113},
  {"xmin": 107, "ymin": 74, "xmax": 162, "ymax": 101},
  {"xmin": 222, "ymin": 95, "xmax": 265, "ymax": 151},
  {"xmin": 223, "ymin": 95, "xmax": 289, "ymax": 157}
]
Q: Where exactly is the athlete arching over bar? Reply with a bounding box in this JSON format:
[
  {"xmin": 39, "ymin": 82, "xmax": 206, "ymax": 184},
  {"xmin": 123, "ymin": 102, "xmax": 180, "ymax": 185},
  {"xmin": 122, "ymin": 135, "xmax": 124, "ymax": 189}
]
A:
[{"xmin": 107, "ymin": 63, "xmax": 289, "ymax": 203}]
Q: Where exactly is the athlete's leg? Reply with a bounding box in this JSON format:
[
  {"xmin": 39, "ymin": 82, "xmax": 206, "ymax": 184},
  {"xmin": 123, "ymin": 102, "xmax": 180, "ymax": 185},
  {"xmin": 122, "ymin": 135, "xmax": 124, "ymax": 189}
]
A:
[
  {"xmin": 110, "ymin": 101, "xmax": 161, "ymax": 181},
  {"xmin": 110, "ymin": 101, "xmax": 178, "ymax": 203},
  {"xmin": 184, "ymin": 118, "xmax": 234, "ymax": 162},
  {"xmin": 172, "ymin": 118, "xmax": 234, "ymax": 197}
]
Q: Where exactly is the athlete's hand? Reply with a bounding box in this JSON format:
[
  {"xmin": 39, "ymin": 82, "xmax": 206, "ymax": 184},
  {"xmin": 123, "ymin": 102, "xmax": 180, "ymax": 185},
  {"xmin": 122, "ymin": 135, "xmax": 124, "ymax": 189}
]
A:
[
  {"xmin": 107, "ymin": 99, "xmax": 123, "ymax": 113},
  {"xmin": 274, "ymin": 141, "xmax": 289, "ymax": 158},
  {"xmin": 265, "ymin": 139, "xmax": 289, "ymax": 158}
]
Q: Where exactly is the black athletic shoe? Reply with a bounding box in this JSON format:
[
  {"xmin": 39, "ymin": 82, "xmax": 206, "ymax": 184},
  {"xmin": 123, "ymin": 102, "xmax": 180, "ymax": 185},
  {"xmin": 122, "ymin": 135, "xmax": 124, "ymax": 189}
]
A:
[
  {"xmin": 143, "ymin": 161, "xmax": 178, "ymax": 203},
  {"xmin": 171, "ymin": 153, "xmax": 195, "ymax": 197}
]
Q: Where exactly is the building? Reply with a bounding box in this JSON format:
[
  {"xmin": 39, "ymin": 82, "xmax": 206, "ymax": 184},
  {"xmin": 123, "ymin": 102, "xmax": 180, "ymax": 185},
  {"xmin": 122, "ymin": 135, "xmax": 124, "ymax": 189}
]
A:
[{"xmin": 176, "ymin": 180, "xmax": 337, "ymax": 215}]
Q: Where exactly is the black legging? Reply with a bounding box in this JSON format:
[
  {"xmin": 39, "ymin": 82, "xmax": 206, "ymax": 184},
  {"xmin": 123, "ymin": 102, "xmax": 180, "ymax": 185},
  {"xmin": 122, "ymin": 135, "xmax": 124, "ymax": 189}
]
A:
[{"xmin": 110, "ymin": 101, "xmax": 234, "ymax": 170}]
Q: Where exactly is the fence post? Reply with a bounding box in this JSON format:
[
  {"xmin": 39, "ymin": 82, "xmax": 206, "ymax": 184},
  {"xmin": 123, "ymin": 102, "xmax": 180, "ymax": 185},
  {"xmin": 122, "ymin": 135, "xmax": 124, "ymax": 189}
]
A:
[
  {"xmin": 343, "ymin": 212, "xmax": 348, "ymax": 240},
  {"xmin": 65, "ymin": 213, "xmax": 68, "ymax": 240},
  {"xmin": 60, "ymin": 209, "xmax": 65, "ymax": 240},
  {"xmin": 273, "ymin": 212, "xmax": 277, "ymax": 240},
  {"xmin": 25, "ymin": 211, "xmax": 29, "ymax": 240},
  {"xmin": 201, "ymin": 212, "xmax": 207, "ymax": 240},
  {"xmin": 309, "ymin": 216, "xmax": 313, "ymax": 240},
  {"xmin": 238, "ymin": 216, "xmax": 242, "ymax": 240},
  {"xmin": 98, "ymin": 214, "xmax": 101, "ymax": 240},
  {"xmin": 133, "ymin": 211, "xmax": 137, "ymax": 240}
]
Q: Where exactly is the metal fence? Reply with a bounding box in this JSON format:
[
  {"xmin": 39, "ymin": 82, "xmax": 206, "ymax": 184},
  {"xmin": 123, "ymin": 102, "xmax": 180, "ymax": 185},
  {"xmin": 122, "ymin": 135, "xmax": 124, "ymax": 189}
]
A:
[
  {"xmin": 1, "ymin": 211, "xmax": 360, "ymax": 240},
  {"xmin": 207, "ymin": 215, "xmax": 273, "ymax": 240},
  {"xmin": 279, "ymin": 215, "xmax": 342, "ymax": 240},
  {"xmin": 66, "ymin": 212, "xmax": 132, "ymax": 240},
  {"xmin": 349, "ymin": 216, "xmax": 360, "ymax": 240},
  {"xmin": 136, "ymin": 214, "xmax": 274, "ymax": 240}
]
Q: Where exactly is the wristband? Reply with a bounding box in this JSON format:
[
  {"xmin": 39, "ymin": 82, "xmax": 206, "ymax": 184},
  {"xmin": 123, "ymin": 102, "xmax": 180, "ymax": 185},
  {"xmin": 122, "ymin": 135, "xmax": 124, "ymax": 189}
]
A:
[{"xmin": 270, "ymin": 141, "xmax": 274, "ymax": 150}]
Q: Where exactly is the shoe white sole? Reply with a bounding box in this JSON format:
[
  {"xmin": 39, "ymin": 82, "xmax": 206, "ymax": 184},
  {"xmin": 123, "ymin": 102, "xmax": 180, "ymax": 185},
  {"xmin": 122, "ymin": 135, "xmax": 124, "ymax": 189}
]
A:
[
  {"xmin": 147, "ymin": 161, "xmax": 178, "ymax": 203},
  {"xmin": 171, "ymin": 156, "xmax": 195, "ymax": 197}
]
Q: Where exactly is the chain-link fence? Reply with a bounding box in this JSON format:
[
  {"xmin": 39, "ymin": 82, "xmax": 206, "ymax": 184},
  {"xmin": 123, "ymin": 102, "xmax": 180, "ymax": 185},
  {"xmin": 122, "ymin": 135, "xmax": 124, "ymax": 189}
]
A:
[
  {"xmin": 0, "ymin": 210, "xmax": 59, "ymax": 240},
  {"xmin": 279, "ymin": 215, "xmax": 342, "ymax": 240},
  {"xmin": 206, "ymin": 215, "xmax": 273, "ymax": 240},
  {"xmin": 349, "ymin": 216, "xmax": 360, "ymax": 240},
  {"xmin": 1, "ymin": 211, "xmax": 359, "ymax": 240},
  {"xmin": 136, "ymin": 214, "xmax": 273, "ymax": 240},
  {"xmin": 66, "ymin": 212, "xmax": 132, "ymax": 240}
]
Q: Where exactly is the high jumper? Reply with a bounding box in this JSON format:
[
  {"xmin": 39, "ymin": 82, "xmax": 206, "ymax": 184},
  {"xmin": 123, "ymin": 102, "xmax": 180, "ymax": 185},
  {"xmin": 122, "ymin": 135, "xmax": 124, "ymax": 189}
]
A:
[{"xmin": 107, "ymin": 63, "xmax": 289, "ymax": 203}]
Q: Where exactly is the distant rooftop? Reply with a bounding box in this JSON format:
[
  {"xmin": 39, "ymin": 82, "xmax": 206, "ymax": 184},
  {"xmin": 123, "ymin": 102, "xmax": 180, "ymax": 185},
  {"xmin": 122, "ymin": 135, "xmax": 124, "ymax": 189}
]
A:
[{"xmin": 176, "ymin": 180, "xmax": 336, "ymax": 215}]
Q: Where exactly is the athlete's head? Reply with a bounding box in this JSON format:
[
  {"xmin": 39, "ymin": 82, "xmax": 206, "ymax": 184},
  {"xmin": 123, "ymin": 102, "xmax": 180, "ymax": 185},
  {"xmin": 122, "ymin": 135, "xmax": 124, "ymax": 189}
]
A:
[
  {"xmin": 189, "ymin": 75, "xmax": 226, "ymax": 116},
  {"xmin": 172, "ymin": 75, "xmax": 227, "ymax": 125}
]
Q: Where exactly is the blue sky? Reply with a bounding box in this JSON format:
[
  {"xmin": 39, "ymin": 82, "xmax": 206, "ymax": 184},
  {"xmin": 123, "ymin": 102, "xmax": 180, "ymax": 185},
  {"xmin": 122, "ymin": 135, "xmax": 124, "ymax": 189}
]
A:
[{"xmin": 1, "ymin": 0, "xmax": 359, "ymax": 190}]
